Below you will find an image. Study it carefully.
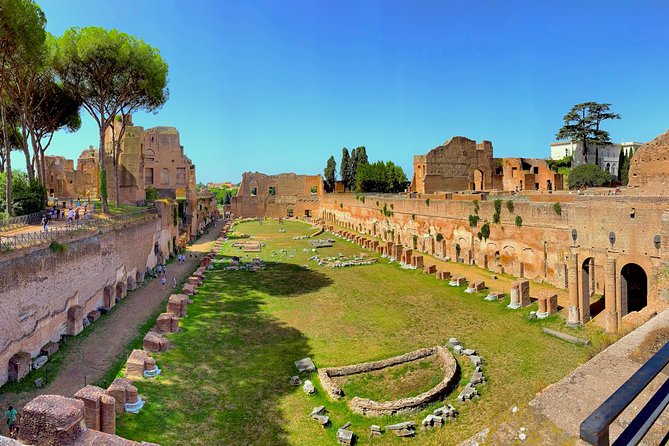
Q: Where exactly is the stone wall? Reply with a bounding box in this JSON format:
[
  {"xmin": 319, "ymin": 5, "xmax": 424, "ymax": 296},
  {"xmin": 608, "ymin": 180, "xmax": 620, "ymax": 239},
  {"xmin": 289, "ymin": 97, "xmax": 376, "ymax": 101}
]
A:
[
  {"xmin": 320, "ymin": 193, "xmax": 669, "ymax": 330},
  {"xmin": 231, "ymin": 172, "xmax": 323, "ymax": 218},
  {"xmin": 0, "ymin": 208, "xmax": 177, "ymax": 387}
]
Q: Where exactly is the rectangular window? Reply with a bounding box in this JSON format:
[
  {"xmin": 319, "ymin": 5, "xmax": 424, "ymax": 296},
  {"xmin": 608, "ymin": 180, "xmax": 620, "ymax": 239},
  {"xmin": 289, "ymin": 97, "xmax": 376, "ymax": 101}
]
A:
[
  {"xmin": 268, "ymin": 186, "xmax": 276, "ymax": 196},
  {"xmin": 145, "ymin": 168, "xmax": 154, "ymax": 185},
  {"xmin": 176, "ymin": 167, "xmax": 186, "ymax": 185}
]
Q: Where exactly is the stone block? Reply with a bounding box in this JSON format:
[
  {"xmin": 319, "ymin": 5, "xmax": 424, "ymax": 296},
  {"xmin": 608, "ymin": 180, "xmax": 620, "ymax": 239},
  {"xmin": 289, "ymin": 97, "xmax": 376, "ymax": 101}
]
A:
[
  {"xmin": 67, "ymin": 305, "xmax": 85, "ymax": 336},
  {"xmin": 41, "ymin": 341, "xmax": 60, "ymax": 357},
  {"xmin": 182, "ymin": 284, "xmax": 197, "ymax": 295},
  {"xmin": 337, "ymin": 428, "xmax": 354, "ymax": 445},
  {"xmin": 187, "ymin": 276, "xmax": 202, "ymax": 287},
  {"xmin": 537, "ymin": 293, "xmax": 558, "ymax": 318},
  {"xmin": 303, "ymin": 380, "xmax": 315, "ymax": 394},
  {"xmin": 143, "ymin": 331, "xmax": 170, "ymax": 352},
  {"xmin": 8, "ymin": 351, "xmax": 32, "ymax": 382},
  {"xmin": 32, "ymin": 355, "xmax": 48, "ymax": 370},
  {"xmin": 126, "ymin": 349, "xmax": 156, "ymax": 380},
  {"xmin": 449, "ymin": 276, "xmax": 467, "ymax": 286},
  {"xmin": 87, "ymin": 310, "xmax": 101, "ymax": 323},
  {"xmin": 411, "ymin": 254, "xmax": 424, "ymax": 269},
  {"xmin": 18, "ymin": 395, "xmax": 84, "ymax": 446},
  {"xmin": 295, "ymin": 357, "xmax": 316, "ymax": 373},
  {"xmin": 73, "ymin": 385, "xmax": 108, "ymax": 430},
  {"xmin": 107, "ymin": 378, "xmax": 138, "ymax": 414},
  {"xmin": 424, "ymin": 264, "xmax": 437, "ymax": 274},
  {"xmin": 436, "ymin": 270, "xmax": 451, "ymax": 280},
  {"xmin": 155, "ymin": 313, "xmax": 179, "ymax": 333},
  {"xmin": 167, "ymin": 294, "xmax": 189, "ymax": 317},
  {"xmin": 514, "ymin": 279, "xmax": 531, "ymax": 307}
]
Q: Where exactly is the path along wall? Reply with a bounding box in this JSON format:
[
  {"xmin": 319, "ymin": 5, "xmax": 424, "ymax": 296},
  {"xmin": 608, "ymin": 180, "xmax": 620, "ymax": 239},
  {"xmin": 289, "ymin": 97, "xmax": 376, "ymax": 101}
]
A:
[
  {"xmin": 320, "ymin": 194, "xmax": 669, "ymax": 331},
  {"xmin": 0, "ymin": 203, "xmax": 177, "ymax": 387}
]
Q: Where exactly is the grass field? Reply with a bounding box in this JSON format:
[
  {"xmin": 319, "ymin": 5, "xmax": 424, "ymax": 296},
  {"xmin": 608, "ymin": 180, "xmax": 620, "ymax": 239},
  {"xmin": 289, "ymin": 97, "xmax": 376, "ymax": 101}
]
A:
[{"xmin": 116, "ymin": 219, "xmax": 604, "ymax": 445}]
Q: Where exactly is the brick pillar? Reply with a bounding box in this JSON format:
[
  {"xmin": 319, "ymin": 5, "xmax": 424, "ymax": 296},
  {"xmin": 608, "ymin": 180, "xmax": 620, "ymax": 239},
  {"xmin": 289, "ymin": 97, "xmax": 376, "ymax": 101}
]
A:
[
  {"xmin": 566, "ymin": 251, "xmax": 580, "ymax": 326},
  {"xmin": 604, "ymin": 256, "xmax": 618, "ymax": 333}
]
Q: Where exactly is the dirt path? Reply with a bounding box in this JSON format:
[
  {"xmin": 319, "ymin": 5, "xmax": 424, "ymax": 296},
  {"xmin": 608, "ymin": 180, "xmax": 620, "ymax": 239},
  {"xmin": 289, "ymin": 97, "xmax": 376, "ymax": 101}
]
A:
[{"xmin": 0, "ymin": 224, "xmax": 221, "ymax": 415}]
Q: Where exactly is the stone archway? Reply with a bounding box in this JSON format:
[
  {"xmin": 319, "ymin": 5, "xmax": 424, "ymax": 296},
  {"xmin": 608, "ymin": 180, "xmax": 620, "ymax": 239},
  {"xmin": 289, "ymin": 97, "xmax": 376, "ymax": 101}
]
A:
[
  {"xmin": 473, "ymin": 169, "xmax": 484, "ymax": 191},
  {"xmin": 621, "ymin": 263, "xmax": 647, "ymax": 314}
]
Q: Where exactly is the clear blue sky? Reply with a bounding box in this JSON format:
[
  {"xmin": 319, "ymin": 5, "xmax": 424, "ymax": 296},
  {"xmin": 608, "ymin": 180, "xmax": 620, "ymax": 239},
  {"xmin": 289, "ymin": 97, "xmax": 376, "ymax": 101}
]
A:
[{"xmin": 31, "ymin": 0, "xmax": 669, "ymax": 183}]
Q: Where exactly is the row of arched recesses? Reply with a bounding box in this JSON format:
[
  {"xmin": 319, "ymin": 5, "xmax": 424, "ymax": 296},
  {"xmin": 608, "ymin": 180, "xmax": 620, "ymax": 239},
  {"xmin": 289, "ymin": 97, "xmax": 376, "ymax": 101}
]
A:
[{"xmin": 580, "ymin": 257, "xmax": 648, "ymax": 320}]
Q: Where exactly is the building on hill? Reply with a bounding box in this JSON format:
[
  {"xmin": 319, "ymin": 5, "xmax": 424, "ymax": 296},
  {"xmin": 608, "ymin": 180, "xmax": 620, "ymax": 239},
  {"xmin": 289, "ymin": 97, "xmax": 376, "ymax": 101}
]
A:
[
  {"xmin": 495, "ymin": 158, "xmax": 564, "ymax": 192},
  {"xmin": 411, "ymin": 136, "xmax": 495, "ymax": 193},
  {"xmin": 230, "ymin": 172, "xmax": 323, "ymax": 218},
  {"xmin": 44, "ymin": 115, "xmax": 217, "ymax": 243},
  {"xmin": 44, "ymin": 147, "xmax": 99, "ymax": 200},
  {"xmin": 410, "ymin": 136, "xmax": 563, "ymax": 193},
  {"xmin": 550, "ymin": 140, "xmax": 643, "ymax": 179}
]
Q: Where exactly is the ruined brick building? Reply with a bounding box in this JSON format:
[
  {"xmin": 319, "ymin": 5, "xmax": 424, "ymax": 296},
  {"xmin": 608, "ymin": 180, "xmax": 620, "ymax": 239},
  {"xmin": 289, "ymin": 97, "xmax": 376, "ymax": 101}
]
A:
[
  {"xmin": 411, "ymin": 136, "xmax": 564, "ymax": 193},
  {"xmin": 230, "ymin": 172, "xmax": 323, "ymax": 218},
  {"xmin": 44, "ymin": 116, "xmax": 217, "ymax": 242}
]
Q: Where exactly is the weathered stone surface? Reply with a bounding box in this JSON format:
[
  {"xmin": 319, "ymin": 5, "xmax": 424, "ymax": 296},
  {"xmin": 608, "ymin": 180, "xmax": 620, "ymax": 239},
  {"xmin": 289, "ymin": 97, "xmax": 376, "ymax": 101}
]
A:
[
  {"xmin": 303, "ymin": 380, "xmax": 315, "ymax": 394},
  {"xmin": 336, "ymin": 427, "xmax": 354, "ymax": 445},
  {"xmin": 32, "ymin": 355, "xmax": 48, "ymax": 370},
  {"xmin": 629, "ymin": 130, "xmax": 669, "ymax": 194},
  {"xmin": 41, "ymin": 341, "xmax": 60, "ymax": 357},
  {"xmin": 8, "ymin": 351, "xmax": 31, "ymax": 382},
  {"xmin": 87, "ymin": 310, "xmax": 101, "ymax": 323},
  {"xmin": 19, "ymin": 395, "xmax": 85, "ymax": 446},
  {"xmin": 142, "ymin": 331, "xmax": 170, "ymax": 352},
  {"xmin": 295, "ymin": 357, "xmax": 316, "ymax": 373},
  {"xmin": 290, "ymin": 376, "xmax": 302, "ymax": 386}
]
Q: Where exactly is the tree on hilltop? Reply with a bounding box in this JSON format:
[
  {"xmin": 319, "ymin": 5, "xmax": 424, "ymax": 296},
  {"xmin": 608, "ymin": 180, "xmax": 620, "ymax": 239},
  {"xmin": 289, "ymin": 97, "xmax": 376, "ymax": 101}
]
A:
[
  {"xmin": 556, "ymin": 102, "xmax": 620, "ymax": 165},
  {"xmin": 568, "ymin": 163, "xmax": 611, "ymax": 188}
]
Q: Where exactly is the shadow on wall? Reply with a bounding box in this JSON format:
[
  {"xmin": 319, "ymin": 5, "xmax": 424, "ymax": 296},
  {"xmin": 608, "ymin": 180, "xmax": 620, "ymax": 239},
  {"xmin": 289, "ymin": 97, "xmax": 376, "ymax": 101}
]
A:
[{"xmin": 116, "ymin": 261, "xmax": 333, "ymax": 446}]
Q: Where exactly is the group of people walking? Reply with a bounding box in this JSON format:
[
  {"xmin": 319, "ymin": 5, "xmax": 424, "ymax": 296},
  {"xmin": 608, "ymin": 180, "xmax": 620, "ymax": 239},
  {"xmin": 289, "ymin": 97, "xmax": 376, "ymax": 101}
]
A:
[{"xmin": 41, "ymin": 197, "xmax": 91, "ymax": 232}]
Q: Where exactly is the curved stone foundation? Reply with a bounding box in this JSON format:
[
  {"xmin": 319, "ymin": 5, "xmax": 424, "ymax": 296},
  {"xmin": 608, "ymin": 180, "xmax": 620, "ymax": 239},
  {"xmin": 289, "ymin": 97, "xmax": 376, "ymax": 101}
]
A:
[{"xmin": 318, "ymin": 345, "xmax": 459, "ymax": 416}]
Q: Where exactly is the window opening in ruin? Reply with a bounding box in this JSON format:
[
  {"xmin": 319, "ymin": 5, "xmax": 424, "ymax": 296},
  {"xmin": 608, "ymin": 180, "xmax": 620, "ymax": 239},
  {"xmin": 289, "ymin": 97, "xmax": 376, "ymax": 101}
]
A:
[
  {"xmin": 305, "ymin": 210, "xmax": 311, "ymax": 217},
  {"xmin": 287, "ymin": 208, "xmax": 294, "ymax": 217},
  {"xmin": 176, "ymin": 168, "xmax": 186, "ymax": 185},
  {"xmin": 535, "ymin": 183, "xmax": 539, "ymax": 190},
  {"xmin": 621, "ymin": 263, "xmax": 647, "ymax": 313},
  {"xmin": 269, "ymin": 186, "xmax": 276, "ymax": 196},
  {"xmin": 630, "ymin": 208, "xmax": 635, "ymax": 218},
  {"xmin": 310, "ymin": 186, "xmax": 317, "ymax": 194},
  {"xmin": 533, "ymin": 167, "xmax": 539, "ymax": 174},
  {"xmin": 145, "ymin": 168, "xmax": 154, "ymax": 185},
  {"xmin": 250, "ymin": 187, "xmax": 257, "ymax": 196},
  {"xmin": 160, "ymin": 168, "xmax": 170, "ymax": 185}
]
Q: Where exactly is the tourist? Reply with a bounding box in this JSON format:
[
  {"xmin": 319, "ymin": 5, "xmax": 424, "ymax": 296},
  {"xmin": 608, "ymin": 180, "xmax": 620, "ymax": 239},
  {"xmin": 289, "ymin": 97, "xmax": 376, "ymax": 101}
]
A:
[
  {"xmin": 75, "ymin": 208, "xmax": 80, "ymax": 224},
  {"xmin": 67, "ymin": 208, "xmax": 73, "ymax": 226},
  {"xmin": 84, "ymin": 210, "xmax": 89, "ymax": 223},
  {"xmin": 161, "ymin": 276, "xmax": 166, "ymax": 290},
  {"xmin": 4, "ymin": 405, "xmax": 17, "ymax": 437},
  {"xmin": 77, "ymin": 197, "xmax": 81, "ymax": 208},
  {"xmin": 173, "ymin": 277, "xmax": 177, "ymax": 288}
]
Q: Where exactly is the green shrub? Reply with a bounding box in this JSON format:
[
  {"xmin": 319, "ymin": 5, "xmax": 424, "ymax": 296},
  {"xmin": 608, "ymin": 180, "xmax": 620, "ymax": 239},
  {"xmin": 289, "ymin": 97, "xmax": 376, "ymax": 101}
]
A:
[
  {"xmin": 436, "ymin": 233, "xmax": 444, "ymax": 242},
  {"xmin": 493, "ymin": 199, "xmax": 502, "ymax": 214},
  {"xmin": 506, "ymin": 200, "xmax": 514, "ymax": 213},
  {"xmin": 568, "ymin": 163, "xmax": 611, "ymax": 188},
  {"xmin": 49, "ymin": 241, "xmax": 67, "ymax": 253},
  {"xmin": 553, "ymin": 202, "xmax": 562, "ymax": 216},
  {"xmin": 492, "ymin": 212, "xmax": 500, "ymax": 224},
  {"xmin": 480, "ymin": 222, "xmax": 490, "ymax": 240},
  {"xmin": 425, "ymin": 199, "xmax": 430, "ymax": 207},
  {"xmin": 412, "ymin": 235, "xmax": 418, "ymax": 248},
  {"xmin": 469, "ymin": 214, "xmax": 480, "ymax": 227},
  {"xmin": 145, "ymin": 186, "xmax": 159, "ymax": 201},
  {"xmin": 515, "ymin": 215, "xmax": 523, "ymax": 227},
  {"xmin": 473, "ymin": 200, "xmax": 479, "ymax": 214},
  {"xmin": 455, "ymin": 244, "xmax": 461, "ymax": 259}
]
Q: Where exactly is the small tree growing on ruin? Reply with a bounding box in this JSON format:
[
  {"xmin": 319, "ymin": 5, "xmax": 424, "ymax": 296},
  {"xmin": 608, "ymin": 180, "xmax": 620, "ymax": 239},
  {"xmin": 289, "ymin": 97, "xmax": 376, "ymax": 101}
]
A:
[{"xmin": 555, "ymin": 102, "xmax": 620, "ymax": 165}]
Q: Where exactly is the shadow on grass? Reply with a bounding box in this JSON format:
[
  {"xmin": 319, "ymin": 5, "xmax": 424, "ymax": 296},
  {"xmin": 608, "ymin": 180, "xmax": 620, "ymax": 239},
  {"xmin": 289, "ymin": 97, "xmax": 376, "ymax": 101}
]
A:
[{"xmin": 117, "ymin": 261, "xmax": 332, "ymax": 446}]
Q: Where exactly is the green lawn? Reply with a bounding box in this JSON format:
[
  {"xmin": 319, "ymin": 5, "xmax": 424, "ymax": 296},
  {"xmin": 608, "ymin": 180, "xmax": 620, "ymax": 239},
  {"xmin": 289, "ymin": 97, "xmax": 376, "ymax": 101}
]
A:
[{"xmin": 116, "ymin": 219, "xmax": 601, "ymax": 445}]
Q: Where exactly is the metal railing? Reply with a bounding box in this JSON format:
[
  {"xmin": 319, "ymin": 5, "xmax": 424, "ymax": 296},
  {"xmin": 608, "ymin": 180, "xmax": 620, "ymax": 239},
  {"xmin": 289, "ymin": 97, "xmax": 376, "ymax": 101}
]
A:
[
  {"xmin": 0, "ymin": 210, "xmax": 47, "ymax": 232},
  {"xmin": 580, "ymin": 340, "xmax": 669, "ymax": 446},
  {"xmin": 0, "ymin": 208, "xmax": 156, "ymax": 252}
]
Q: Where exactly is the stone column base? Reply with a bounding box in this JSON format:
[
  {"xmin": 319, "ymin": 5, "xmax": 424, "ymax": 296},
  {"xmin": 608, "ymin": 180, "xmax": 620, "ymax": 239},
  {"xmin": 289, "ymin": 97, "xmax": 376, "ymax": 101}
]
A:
[
  {"xmin": 605, "ymin": 310, "xmax": 619, "ymax": 333},
  {"xmin": 566, "ymin": 306, "xmax": 581, "ymax": 327}
]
